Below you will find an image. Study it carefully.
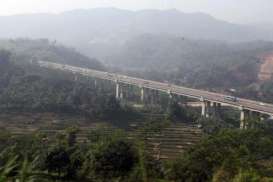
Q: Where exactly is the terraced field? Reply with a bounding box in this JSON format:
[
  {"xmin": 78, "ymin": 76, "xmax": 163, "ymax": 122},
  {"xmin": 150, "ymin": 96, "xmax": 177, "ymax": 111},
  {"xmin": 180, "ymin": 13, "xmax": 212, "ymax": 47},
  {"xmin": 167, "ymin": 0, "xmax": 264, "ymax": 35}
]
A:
[
  {"xmin": 129, "ymin": 123, "xmax": 203, "ymax": 160},
  {"xmin": 0, "ymin": 112, "xmax": 203, "ymax": 160},
  {"xmin": 0, "ymin": 112, "xmax": 113, "ymax": 141}
]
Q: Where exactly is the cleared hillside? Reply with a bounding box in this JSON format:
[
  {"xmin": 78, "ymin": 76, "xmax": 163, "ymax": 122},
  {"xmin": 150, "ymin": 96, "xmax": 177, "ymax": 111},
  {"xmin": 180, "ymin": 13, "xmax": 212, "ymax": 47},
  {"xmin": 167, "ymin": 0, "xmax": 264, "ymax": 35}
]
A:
[{"xmin": 259, "ymin": 52, "xmax": 273, "ymax": 81}]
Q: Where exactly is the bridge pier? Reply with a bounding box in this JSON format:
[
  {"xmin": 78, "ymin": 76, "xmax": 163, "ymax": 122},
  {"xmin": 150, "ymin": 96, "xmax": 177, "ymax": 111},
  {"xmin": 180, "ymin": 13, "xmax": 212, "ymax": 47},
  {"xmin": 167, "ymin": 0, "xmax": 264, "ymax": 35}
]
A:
[
  {"xmin": 239, "ymin": 109, "xmax": 268, "ymax": 129},
  {"xmin": 168, "ymin": 90, "xmax": 173, "ymax": 99},
  {"xmin": 200, "ymin": 101, "xmax": 222, "ymax": 118},
  {"xmin": 140, "ymin": 87, "xmax": 144, "ymax": 102},
  {"xmin": 210, "ymin": 102, "xmax": 217, "ymax": 117},
  {"xmin": 94, "ymin": 79, "xmax": 97, "ymax": 88},
  {"xmin": 74, "ymin": 75, "xmax": 78, "ymax": 81},
  {"xmin": 200, "ymin": 97, "xmax": 206, "ymax": 117},
  {"xmin": 201, "ymin": 102, "xmax": 206, "ymax": 117},
  {"xmin": 205, "ymin": 101, "xmax": 211, "ymax": 118},
  {"xmin": 210, "ymin": 102, "xmax": 221, "ymax": 118},
  {"xmin": 200, "ymin": 101, "xmax": 211, "ymax": 118},
  {"xmin": 240, "ymin": 107, "xmax": 245, "ymax": 129},
  {"xmin": 120, "ymin": 86, "xmax": 124, "ymax": 99},
  {"xmin": 116, "ymin": 82, "xmax": 120, "ymax": 99}
]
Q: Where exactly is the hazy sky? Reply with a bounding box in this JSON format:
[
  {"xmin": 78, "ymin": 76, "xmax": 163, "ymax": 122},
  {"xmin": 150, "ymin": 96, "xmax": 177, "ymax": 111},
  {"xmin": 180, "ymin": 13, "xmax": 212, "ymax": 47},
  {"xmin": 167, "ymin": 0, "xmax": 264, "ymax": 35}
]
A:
[{"xmin": 0, "ymin": 0, "xmax": 272, "ymax": 24}]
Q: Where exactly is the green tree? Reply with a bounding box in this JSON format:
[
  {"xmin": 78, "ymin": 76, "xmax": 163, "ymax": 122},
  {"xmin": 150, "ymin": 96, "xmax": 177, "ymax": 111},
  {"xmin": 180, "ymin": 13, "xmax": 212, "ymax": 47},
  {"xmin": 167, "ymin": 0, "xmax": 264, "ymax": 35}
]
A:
[
  {"xmin": 45, "ymin": 147, "xmax": 71, "ymax": 178},
  {"xmin": 171, "ymin": 129, "xmax": 273, "ymax": 182},
  {"xmin": 92, "ymin": 139, "xmax": 138, "ymax": 180}
]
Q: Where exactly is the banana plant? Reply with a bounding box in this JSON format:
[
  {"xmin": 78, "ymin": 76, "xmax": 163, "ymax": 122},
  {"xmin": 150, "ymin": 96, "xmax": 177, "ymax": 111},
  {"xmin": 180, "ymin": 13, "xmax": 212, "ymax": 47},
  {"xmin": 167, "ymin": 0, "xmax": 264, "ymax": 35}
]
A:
[{"xmin": 0, "ymin": 155, "xmax": 18, "ymax": 182}]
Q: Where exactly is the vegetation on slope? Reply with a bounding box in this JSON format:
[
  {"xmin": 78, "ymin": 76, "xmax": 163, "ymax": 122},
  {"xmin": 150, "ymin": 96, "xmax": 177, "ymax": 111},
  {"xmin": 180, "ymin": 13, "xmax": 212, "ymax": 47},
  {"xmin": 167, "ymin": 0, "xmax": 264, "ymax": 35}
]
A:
[
  {"xmin": 0, "ymin": 120, "xmax": 273, "ymax": 181},
  {"xmin": 0, "ymin": 39, "xmax": 104, "ymax": 70},
  {"xmin": 0, "ymin": 48, "xmax": 138, "ymax": 126},
  {"xmin": 171, "ymin": 124, "xmax": 273, "ymax": 182},
  {"xmin": 1, "ymin": 39, "xmax": 273, "ymax": 182},
  {"xmin": 108, "ymin": 34, "xmax": 273, "ymax": 103},
  {"xmin": 112, "ymin": 35, "xmax": 272, "ymax": 86}
]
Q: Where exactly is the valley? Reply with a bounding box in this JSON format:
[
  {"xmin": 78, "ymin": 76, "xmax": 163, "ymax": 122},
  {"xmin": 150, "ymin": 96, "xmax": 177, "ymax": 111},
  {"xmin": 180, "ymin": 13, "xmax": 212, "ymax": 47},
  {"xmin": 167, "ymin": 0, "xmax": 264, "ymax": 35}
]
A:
[{"xmin": 0, "ymin": 5, "xmax": 273, "ymax": 181}]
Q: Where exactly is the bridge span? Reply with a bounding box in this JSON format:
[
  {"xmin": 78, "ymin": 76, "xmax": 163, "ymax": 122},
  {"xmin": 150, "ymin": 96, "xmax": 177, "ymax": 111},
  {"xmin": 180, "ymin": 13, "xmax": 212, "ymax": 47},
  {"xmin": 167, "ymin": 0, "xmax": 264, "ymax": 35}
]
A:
[{"xmin": 36, "ymin": 61, "xmax": 273, "ymax": 129}]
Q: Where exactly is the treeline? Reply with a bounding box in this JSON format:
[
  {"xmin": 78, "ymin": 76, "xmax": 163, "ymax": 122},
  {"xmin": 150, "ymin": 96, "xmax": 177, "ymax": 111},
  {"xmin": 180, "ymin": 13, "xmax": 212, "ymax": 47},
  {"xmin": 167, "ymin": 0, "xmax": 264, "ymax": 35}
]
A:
[
  {"xmin": 0, "ymin": 128, "xmax": 142, "ymax": 182},
  {"xmin": 172, "ymin": 123, "xmax": 273, "ymax": 182}
]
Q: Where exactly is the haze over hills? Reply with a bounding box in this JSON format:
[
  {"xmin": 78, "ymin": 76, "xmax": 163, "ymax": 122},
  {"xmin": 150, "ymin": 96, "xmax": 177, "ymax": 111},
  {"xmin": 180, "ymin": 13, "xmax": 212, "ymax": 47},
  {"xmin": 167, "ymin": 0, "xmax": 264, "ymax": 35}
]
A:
[
  {"xmin": 0, "ymin": 8, "xmax": 273, "ymax": 61},
  {"xmin": 1, "ymin": 8, "xmax": 273, "ymax": 103},
  {"xmin": 2, "ymin": 4, "xmax": 273, "ymax": 180},
  {"xmin": 0, "ymin": 39, "xmax": 104, "ymax": 70}
]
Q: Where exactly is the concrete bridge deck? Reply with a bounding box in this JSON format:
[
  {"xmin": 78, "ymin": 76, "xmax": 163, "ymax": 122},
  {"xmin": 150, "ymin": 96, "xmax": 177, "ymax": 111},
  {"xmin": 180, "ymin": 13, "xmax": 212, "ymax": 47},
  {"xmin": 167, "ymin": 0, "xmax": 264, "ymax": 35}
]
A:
[{"xmin": 36, "ymin": 61, "xmax": 273, "ymax": 117}]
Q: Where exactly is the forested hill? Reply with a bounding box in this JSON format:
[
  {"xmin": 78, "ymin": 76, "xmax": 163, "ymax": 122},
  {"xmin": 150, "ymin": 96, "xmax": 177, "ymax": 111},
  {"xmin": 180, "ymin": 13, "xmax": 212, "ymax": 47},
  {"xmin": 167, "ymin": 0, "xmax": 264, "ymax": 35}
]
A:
[
  {"xmin": 0, "ymin": 39, "xmax": 104, "ymax": 70},
  {"xmin": 110, "ymin": 34, "xmax": 273, "ymax": 70},
  {"xmin": 0, "ymin": 49, "xmax": 125, "ymax": 120},
  {"xmin": 109, "ymin": 35, "xmax": 273, "ymax": 87}
]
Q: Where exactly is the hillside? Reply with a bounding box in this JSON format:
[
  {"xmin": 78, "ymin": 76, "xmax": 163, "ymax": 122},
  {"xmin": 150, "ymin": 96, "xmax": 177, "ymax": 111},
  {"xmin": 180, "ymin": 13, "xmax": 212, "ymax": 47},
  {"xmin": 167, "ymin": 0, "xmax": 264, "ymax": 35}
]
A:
[
  {"xmin": 0, "ymin": 49, "xmax": 125, "ymax": 121},
  {"xmin": 109, "ymin": 35, "xmax": 273, "ymax": 88},
  {"xmin": 259, "ymin": 52, "xmax": 273, "ymax": 81},
  {"xmin": 0, "ymin": 39, "xmax": 104, "ymax": 70}
]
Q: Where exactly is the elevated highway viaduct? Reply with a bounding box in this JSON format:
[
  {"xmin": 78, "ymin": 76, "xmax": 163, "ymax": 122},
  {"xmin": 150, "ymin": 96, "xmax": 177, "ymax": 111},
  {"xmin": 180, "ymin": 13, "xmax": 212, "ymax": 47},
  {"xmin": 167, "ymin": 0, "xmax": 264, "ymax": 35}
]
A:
[{"xmin": 36, "ymin": 61, "xmax": 273, "ymax": 129}]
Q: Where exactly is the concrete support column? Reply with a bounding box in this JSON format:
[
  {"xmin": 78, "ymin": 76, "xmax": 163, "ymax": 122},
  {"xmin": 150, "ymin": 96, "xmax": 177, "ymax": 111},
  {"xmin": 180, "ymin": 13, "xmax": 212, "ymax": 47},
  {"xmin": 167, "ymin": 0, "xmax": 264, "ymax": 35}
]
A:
[
  {"xmin": 240, "ymin": 107, "xmax": 245, "ymax": 129},
  {"xmin": 94, "ymin": 79, "xmax": 97, "ymax": 88},
  {"xmin": 168, "ymin": 90, "xmax": 172, "ymax": 99},
  {"xmin": 211, "ymin": 102, "xmax": 217, "ymax": 117},
  {"xmin": 205, "ymin": 101, "xmax": 211, "ymax": 118},
  {"xmin": 209, "ymin": 102, "xmax": 221, "ymax": 118},
  {"xmin": 140, "ymin": 87, "xmax": 144, "ymax": 102},
  {"xmin": 201, "ymin": 101, "xmax": 206, "ymax": 117},
  {"xmin": 116, "ymin": 82, "xmax": 120, "ymax": 99},
  {"xmin": 120, "ymin": 86, "xmax": 123, "ymax": 100},
  {"xmin": 260, "ymin": 114, "xmax": 266, "ymax": 121},
  {"xmin": 74, "ymin": 75, "xmax": 78, "ymax": 81}
]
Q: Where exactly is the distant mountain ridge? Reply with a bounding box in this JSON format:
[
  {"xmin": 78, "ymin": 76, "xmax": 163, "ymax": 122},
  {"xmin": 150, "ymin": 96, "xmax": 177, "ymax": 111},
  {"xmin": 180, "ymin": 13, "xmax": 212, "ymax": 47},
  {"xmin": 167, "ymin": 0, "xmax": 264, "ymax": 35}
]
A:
[{"xmin": 0, "ymin": 8, "xmax": 272, "ymax": 61}]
